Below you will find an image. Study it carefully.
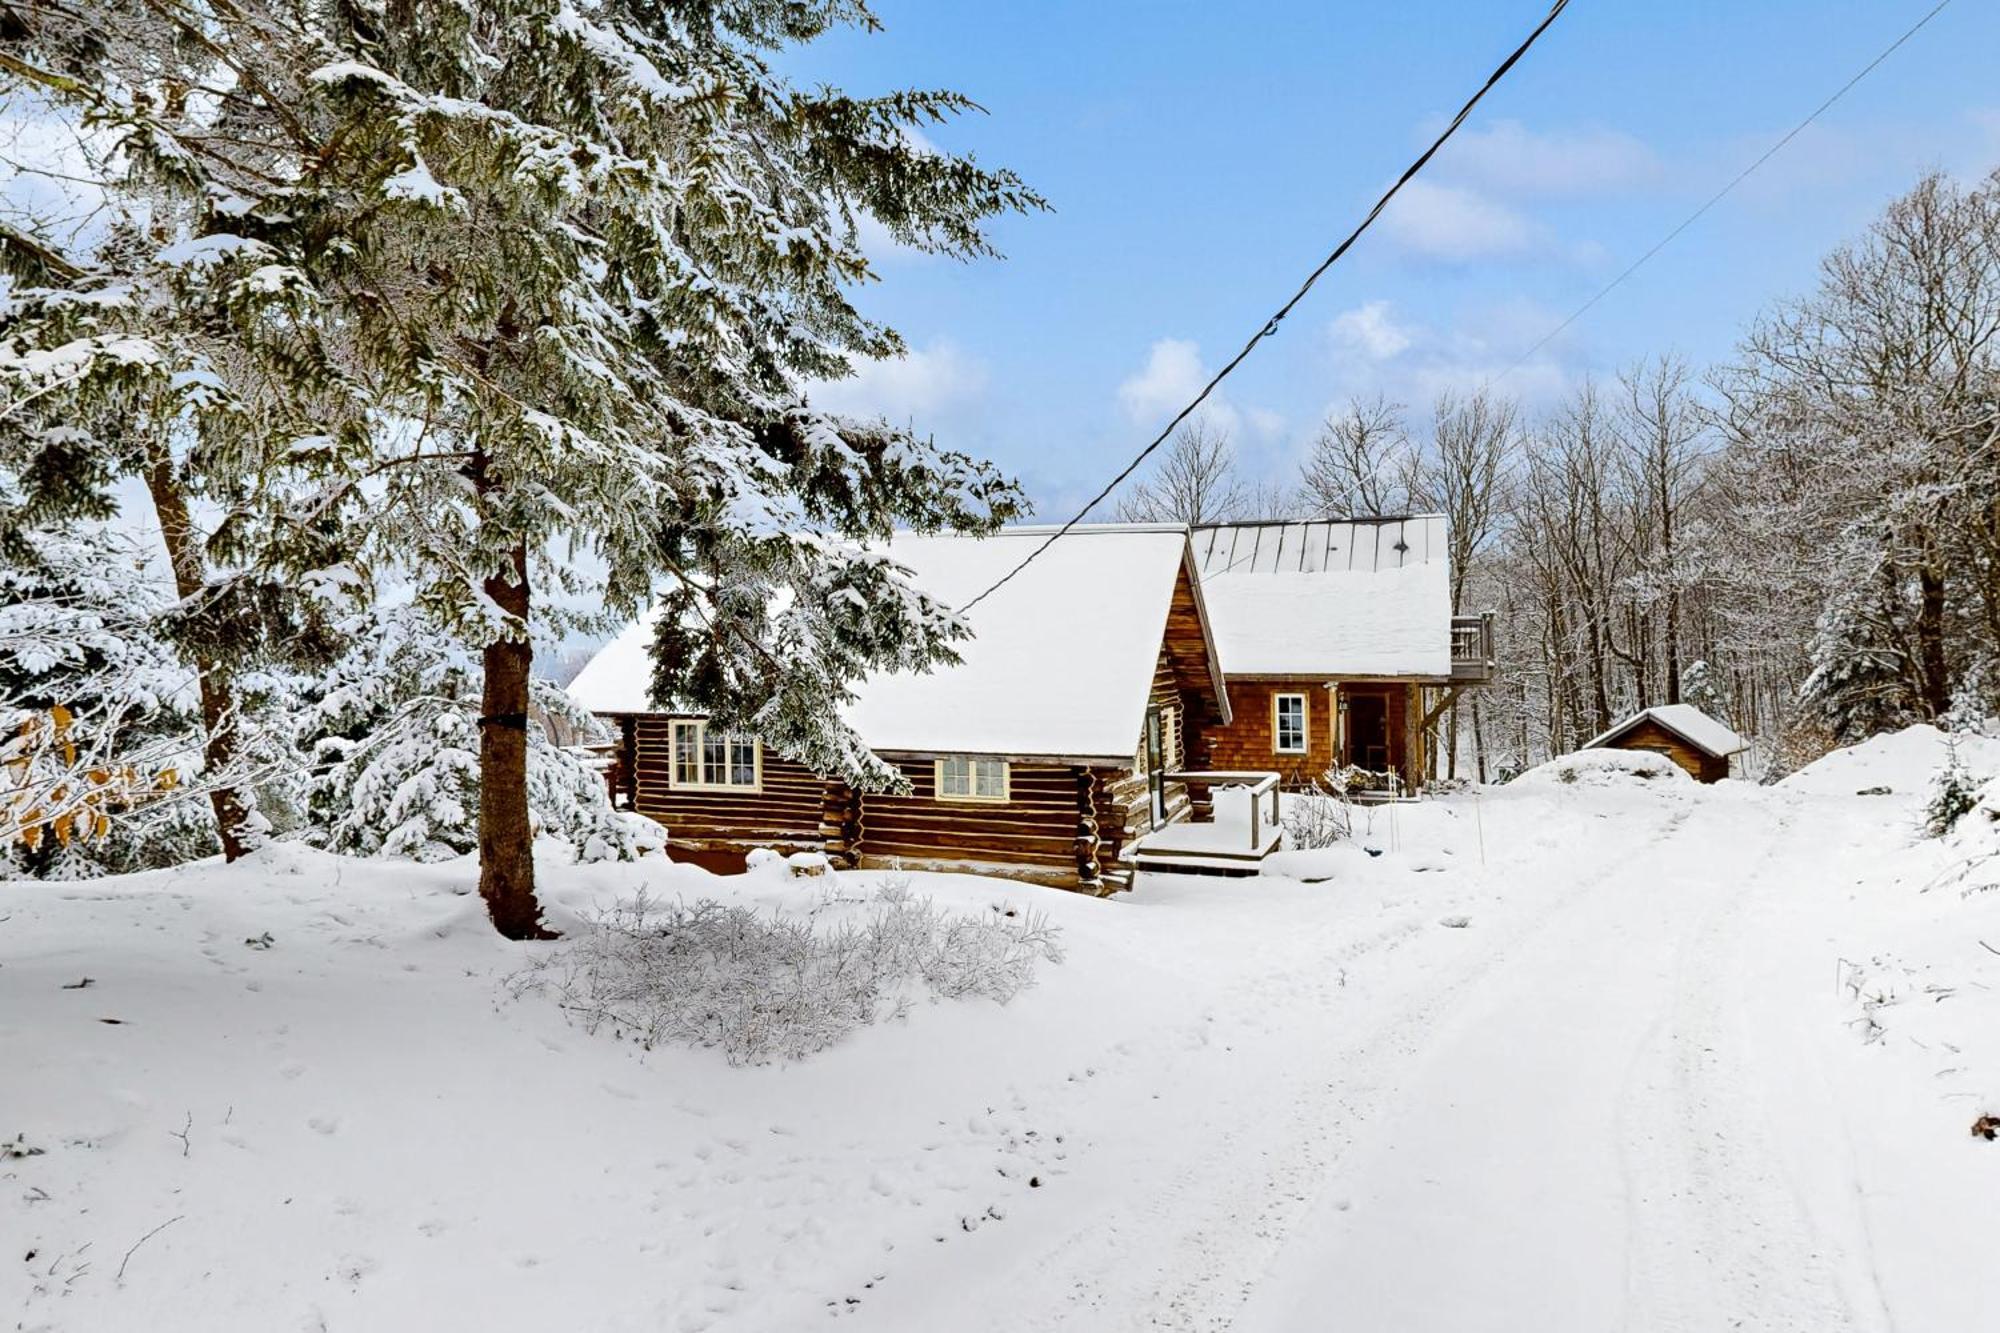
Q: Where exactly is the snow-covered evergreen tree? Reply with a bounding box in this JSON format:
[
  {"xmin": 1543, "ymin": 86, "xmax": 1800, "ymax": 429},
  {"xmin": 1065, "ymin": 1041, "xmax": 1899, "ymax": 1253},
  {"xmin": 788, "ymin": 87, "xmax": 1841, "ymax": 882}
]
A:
[
  {"xmin": 3, "ymin": 1, "xmax": 1039, "ymax": 935},
  {"xmin": 0, "ymin": 517, "xmax": 220, "ymax": 875},
  {"xmin": 300, "ymin": 610, "xmax": 658, "ymax": 863}
]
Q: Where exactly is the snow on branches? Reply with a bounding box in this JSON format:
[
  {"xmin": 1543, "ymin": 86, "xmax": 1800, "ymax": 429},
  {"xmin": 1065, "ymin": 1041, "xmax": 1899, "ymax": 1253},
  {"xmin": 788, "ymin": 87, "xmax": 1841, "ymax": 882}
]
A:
[{"xmin": 301, "ymin": 611, "xmax": 659, "ymax": 863}]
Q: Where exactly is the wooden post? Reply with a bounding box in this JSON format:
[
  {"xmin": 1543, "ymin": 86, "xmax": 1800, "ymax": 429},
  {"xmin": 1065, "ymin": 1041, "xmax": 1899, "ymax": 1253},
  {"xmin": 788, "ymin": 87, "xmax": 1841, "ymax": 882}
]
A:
[{"xmin": 1074, "ymin": 767, "xmax": 1103, "ymax": 892}]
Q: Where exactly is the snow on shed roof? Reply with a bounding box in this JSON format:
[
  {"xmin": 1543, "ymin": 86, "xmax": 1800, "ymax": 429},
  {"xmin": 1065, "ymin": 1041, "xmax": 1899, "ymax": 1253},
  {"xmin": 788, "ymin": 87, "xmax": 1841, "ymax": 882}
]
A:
[
  {"xmin": 1584, "ymin": 704, "xmax": 1749, "ymax": 758},
  {"xmin": 568, "ymin": 525, "xmax": 1221, "ymax": 762},
  {"xmin": 1189, "ymin": 516, "xmax": 1454, "ymax": 678}
]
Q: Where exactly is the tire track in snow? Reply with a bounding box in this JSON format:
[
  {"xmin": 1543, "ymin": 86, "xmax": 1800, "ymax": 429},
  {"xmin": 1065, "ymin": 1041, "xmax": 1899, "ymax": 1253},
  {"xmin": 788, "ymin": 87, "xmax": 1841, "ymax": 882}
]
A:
[
  {"xmin": 1612, "ymin": 794, "xmax": 1875, "ymax": 1332},
  {"xmin": 862, "ymin": 795, "xmax": 1702, "ymax": 1331}
]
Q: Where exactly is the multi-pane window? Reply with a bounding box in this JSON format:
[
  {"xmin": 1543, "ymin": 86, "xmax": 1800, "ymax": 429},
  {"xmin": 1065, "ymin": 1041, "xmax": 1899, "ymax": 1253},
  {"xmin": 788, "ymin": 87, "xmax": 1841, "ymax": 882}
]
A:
[
  {"xmin": 1273, "ymin": 693, "xmax": 1308, "ymax": 754},
  {"xmin": 936, "ymin": 755, "xmax": 1008, "ymax": 802},
  {"xmin": 669, "ymin": 721, "xmax": 760, "ymax": 790}
]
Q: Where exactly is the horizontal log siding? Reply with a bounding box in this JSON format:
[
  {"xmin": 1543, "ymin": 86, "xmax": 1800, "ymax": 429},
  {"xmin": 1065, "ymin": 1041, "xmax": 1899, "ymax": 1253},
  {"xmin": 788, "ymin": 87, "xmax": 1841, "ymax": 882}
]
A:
[
  {"xmin": 629, "ymin": 717, "xmax": 826, "ymax": 851},
  {"xmin": 862, "ymin": 760, "xmax": 1090, "ymax": 870},
  {"xmin": 1604, "ymin": 718, "xmax": 1729, "ymax": 783}
]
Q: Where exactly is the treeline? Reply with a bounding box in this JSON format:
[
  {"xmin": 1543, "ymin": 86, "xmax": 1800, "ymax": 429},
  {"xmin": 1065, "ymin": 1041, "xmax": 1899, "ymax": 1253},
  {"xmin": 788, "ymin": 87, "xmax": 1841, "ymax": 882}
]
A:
[{"xmin": 1122, "ymin": 168, "xmax": 2000, "ymax": 778}]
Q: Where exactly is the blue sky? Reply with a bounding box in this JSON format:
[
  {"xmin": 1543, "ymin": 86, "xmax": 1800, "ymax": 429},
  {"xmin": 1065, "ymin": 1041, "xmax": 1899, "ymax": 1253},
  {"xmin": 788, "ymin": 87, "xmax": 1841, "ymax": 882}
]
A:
[{"xmin": 787, "ymin": 0, "xmax": 2000, "ymax": 517}]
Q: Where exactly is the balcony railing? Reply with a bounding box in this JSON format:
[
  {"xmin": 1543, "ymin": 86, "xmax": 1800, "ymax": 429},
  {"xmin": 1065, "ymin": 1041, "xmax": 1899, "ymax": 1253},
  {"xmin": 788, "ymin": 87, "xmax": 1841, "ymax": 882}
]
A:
[{"xmin": 1451, "ymin": 613, "xmax": 1496, "ymax": 681}]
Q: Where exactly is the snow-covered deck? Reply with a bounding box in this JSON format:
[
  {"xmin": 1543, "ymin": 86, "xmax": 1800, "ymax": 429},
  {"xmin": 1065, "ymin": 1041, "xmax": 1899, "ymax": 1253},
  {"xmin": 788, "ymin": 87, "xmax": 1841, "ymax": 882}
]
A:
[{"xmin": 1130, "ymin": 771, "xmax": 1283, "ymax": 877}]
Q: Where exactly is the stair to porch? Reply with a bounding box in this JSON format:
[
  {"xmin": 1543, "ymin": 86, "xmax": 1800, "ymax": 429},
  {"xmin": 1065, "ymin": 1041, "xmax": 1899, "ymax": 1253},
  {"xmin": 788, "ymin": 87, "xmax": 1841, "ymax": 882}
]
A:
[{"xmin": 1129, "ymin": 770, "xmax": 1283, "ymax": 879}]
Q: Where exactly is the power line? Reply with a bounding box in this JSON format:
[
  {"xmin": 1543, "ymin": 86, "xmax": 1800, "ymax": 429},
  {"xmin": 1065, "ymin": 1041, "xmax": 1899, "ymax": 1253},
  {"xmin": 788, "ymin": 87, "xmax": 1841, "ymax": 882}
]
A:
[
  {"xmin": 1444, "ymin": 0, "xmax": 1957, "ymax": 521},
  {"xmin": 954, "ymin": 0, "xmax": 1574, "ymax": 615},
  {"xmin": 1493, "ymin": 0, "xmax": 1955, "ymax": 383}
]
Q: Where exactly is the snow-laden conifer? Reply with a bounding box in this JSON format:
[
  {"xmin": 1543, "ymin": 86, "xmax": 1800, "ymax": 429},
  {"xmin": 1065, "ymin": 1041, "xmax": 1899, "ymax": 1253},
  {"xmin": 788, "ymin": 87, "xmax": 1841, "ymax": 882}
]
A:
[{"xmin": 3, "ymin": 2, "xmax": 1040, "ymax": 933}]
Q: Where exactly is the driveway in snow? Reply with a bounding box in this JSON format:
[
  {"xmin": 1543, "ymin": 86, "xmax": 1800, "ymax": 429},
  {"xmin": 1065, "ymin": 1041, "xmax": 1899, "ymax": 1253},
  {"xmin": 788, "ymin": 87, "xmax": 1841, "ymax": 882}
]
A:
[
  {"xmin": 7, "ymin": 751, "xmax": 1993, "ymax": 1332},
  {"xmin": 872, "ymin": 778, "xmax": 1970, "ymax": 1333}
]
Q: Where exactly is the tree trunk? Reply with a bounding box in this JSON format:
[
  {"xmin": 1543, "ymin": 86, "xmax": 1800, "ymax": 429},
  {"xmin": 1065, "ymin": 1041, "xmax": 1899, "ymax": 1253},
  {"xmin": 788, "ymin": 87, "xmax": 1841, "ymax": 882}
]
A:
[
  {"xmin": 477, "ymin": 536, "xmax": 550, "ymax": 939},
  {"xmin": 1915, "ymin": 559, "xmax": 1950, "ymax": 719},
  {"xmin": 144, "ymin": 453, "xmax": 253, "ymax": 861}
]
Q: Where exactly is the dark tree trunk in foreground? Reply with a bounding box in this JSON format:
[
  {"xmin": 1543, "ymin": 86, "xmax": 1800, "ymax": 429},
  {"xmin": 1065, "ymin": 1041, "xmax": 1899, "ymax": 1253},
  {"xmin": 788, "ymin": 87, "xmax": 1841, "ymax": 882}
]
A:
[
  {"xmin": 145, "ymin": 453, "xmax": 253, "ymax": 861},
  {"xmin": 478, "ymin": 535, "xmax": 550, "ymax": 939}
]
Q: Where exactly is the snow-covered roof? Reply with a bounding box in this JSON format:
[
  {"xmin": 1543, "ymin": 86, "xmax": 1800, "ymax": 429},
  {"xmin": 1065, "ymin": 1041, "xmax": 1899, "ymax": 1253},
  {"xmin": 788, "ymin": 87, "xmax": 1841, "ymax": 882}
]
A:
[
  {"xmin": 569, "ymin": 525, "xmax": 1225, "ymax": 763},
  {"xmin": 1584, "ymin": 704, "xmax": 1749, "ymax": 759},
  {"xmin": 1189, "ymin": 516, "xmax": 1454, "ymax": 678}
]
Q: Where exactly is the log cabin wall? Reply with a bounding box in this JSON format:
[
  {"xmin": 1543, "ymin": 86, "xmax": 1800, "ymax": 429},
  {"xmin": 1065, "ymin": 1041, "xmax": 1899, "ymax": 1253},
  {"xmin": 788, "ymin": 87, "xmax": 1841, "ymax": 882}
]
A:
[
  {"xmin": 1602, "ymin": 718, "xmax": 1730, "ymax": 783},
  {"xmin": 614, "ymin": 717, "xmax": 1145, "ymax": 892},
  {"xmin": 628, "ymin": 715, "xmax": 827, "ymax": 864},
  {"xmin": 858, "ymin": 759, "xmax": 1108, "ymax": 884}
]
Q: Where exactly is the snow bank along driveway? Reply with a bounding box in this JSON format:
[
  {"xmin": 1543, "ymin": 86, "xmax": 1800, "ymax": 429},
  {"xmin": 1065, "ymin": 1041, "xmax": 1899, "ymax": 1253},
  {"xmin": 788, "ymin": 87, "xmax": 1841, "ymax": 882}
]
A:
[{"xmin": 4, "ymin": 731, "xmax": 1995, "ymax": 1331}]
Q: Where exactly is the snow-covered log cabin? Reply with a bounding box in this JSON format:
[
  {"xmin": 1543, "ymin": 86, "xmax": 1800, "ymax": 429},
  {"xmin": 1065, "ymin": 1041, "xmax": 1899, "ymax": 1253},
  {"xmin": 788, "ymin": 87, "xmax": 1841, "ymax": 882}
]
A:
[
  {"xmin": 570, "ymin": 525, "xmax": 1231, "ymax": 893},
  {"xmin": 1188, "ymin": 516, "xmax": 1494, "ymax": 795}
]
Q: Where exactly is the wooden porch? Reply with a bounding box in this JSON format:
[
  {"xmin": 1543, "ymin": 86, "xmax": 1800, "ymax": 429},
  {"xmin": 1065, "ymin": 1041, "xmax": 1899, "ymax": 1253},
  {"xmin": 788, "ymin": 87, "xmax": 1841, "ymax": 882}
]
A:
[{"xmin": 1129, "ymin": 770, "xmax": 1282, "ymax": 878}]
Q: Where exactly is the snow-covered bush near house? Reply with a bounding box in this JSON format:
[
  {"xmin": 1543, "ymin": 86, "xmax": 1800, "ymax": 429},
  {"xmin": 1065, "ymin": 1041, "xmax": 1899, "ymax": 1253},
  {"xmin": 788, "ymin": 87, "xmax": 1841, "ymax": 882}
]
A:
[
  {"xmin": 1507, "ymin": 747, "xmax": 1689, "ymax": 789},
  {"xmin": 300, "ymin": 612, "xmax": 655, "ymax": 862},
  {"xmin": 515, "ymin": 879, "xmax": 1064, "ymax": 1064},
  {"xmin": 1281, "ymin": 786, "xmax": 1351, "ymax": 849}
]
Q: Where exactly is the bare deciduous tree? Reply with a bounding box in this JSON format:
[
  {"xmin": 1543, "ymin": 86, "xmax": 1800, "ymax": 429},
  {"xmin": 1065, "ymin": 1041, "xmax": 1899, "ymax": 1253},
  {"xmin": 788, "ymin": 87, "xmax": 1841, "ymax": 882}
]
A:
[
  {"xmin": 1117, "ymin": 418, "xmax": 1248, "ymax": 525},
  {"xmin": 1301, "ymin": 395, "xmax": 1412, "ymax": 517}
]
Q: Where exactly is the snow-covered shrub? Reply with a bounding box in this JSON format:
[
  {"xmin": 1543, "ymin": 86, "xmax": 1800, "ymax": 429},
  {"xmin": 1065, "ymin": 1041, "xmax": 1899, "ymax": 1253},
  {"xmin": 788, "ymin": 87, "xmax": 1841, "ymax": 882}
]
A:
[
  {"xmin": 515, "ymin": 880, "xmax": 1065, "ymax": 1064},
  {"xmin": 1510, "ymin": 748, "xmax": 1690, "ymax": 789},
  {"xmin": 1283, "ymin": 785, "xmax": 1351, "ymax": 849},
  {"xmin": 301, "ymin": 612, "xmax": 657, "ymax": 862}
]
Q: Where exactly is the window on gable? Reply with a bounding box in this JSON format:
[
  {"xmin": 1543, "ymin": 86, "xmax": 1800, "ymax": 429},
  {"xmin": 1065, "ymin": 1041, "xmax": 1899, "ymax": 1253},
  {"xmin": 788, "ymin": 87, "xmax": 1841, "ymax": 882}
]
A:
[
  {"xmin": 668, "ymin": 720, "xmax": 761, "ymax": 791},
  {"xmin": 936, "ymin": 755, "xmax": 1009, "ymax": 802},
  {"xmin": 1273, "ymin": 693, "xmax": 1308, "ymax": 754}
]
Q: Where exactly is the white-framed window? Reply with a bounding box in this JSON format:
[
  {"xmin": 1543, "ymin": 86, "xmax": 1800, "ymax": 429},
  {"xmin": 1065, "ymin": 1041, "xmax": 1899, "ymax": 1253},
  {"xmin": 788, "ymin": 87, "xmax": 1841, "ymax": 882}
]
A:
[
  {"xmin": 1273, "ymin": 692, "xmax": 1308, "ymax": 754},
  {"xmin": 935, "ymin": 755, "xmax": 1009, "ymax": 802},
  {"xmin": 668, "ymin": 720, "xmax": 761, "ymax": 792}
]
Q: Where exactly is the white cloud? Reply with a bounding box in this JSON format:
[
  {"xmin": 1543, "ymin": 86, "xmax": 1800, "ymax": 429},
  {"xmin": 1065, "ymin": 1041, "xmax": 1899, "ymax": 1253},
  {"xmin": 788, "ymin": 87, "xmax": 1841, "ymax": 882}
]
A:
[
  {"xmin": 1328, "ymin": 301, "xmax": 1414, "ymax": 361},
  {"xmin": 1115, "ymin": 337, "xmax": 1257, "ymax": 439},
  {"xmin": 809, "ymin": 339, "xmax": 989, "ymax": 423},
  {"xmin": 1379, "ymin": 179, "xmax": 1538, "ymax": 261},
  {"xmin": 1118, "ymin": 338, "xmax": 1207, "ymax": 421},
  {"xmin": 1439, "ymin": 120, "xmax": 1659, "ymax": 196},
  {"xmin": 1246, "ymin": 407, "xmax": 1287, "ymax": 441},
  {"xmin": 1318, "ymin": 298, "xmax": 1581, "ymax": 412}
]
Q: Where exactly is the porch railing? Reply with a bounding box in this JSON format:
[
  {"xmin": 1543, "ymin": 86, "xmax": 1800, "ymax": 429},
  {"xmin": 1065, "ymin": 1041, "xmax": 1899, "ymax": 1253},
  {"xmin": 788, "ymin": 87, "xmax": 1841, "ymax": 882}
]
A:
[
  {"xmin": 1451, "ymin": 613, "xmax": 1496, "ymax": 681},
  {"xmin": 1164, "ymin": 770, "xmax": 1281, "ymax": 851}
]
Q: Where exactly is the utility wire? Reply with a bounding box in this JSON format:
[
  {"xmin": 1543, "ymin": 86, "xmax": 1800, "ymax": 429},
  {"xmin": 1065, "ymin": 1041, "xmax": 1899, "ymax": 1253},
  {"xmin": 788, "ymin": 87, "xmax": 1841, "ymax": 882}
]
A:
[
  {"xmin": 954, "ymin": 0, "xmax": 1573, "ymax": 615},
  {"xmin": 1493, "ymin": 0, "xmax": 1954, "ymax": 382}
]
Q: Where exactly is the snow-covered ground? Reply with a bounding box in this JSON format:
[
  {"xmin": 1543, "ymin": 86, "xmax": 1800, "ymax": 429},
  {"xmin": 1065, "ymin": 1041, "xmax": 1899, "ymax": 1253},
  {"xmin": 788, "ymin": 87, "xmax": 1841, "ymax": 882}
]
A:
[{"xmin": 5, "ymin": 729, "xmax": 1998, "ymax": 1331}]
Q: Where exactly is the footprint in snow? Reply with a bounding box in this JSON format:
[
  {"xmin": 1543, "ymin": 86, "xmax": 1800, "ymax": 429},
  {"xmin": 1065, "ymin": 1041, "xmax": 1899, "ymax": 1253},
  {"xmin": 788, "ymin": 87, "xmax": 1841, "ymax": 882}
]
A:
[{"xmin": 307, "ymin": 1115, "xmax": 340, "ymax": 1136}]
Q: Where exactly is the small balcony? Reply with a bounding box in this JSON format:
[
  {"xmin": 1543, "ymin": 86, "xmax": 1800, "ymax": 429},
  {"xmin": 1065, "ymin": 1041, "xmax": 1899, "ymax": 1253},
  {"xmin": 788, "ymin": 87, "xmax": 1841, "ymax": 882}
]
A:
[{"xmin": 1451, "ymin": 613, "xmax": 1497, "ymax": 682}]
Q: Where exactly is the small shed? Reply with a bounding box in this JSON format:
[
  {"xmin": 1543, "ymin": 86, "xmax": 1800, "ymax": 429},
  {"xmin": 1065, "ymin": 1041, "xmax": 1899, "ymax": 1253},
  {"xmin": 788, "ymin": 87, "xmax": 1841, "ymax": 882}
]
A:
[{"xmin": 1583, "ymin": 704, "xmax": 1748, "ymax": 783}]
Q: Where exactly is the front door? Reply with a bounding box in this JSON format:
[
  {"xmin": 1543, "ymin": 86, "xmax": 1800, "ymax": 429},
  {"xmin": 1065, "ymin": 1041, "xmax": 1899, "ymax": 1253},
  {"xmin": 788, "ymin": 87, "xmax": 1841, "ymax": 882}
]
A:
[{"xmin": 1345, "ymin": 692, "xmax": 1390, "ymax": 772}]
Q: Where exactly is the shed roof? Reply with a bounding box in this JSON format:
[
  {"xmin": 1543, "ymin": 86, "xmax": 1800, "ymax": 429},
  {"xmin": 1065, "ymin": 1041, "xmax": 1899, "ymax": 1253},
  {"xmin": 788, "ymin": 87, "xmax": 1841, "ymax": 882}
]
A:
[
  {"xmin": 568, "ymin": 525, "xmax": 1227, "ymax": 763},
  {"xmin": 1189, "ymin": 516, "xmax": 1454, "ymax": 678},
  {"xmin": 1584, "ymin": 704, "xmax": 1749, "ymax": 759}
]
